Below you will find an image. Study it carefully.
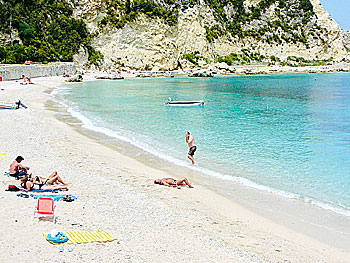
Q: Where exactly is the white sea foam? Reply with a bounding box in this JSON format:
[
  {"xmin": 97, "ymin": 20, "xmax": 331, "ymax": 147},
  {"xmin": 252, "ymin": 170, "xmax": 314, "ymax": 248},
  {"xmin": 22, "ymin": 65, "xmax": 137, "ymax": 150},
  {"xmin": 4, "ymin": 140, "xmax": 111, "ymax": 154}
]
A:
[{"xmin": 50, "ymin": 86, "xmax": 350, "ymax": 218}]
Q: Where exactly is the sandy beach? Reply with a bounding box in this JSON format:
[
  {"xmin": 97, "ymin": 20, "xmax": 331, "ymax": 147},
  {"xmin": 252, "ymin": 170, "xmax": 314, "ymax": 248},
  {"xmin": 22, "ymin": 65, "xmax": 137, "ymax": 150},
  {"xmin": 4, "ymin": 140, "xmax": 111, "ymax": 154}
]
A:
[{"xmin": 0, "ymin": 76, "xmax": 349, "ymax": 263}]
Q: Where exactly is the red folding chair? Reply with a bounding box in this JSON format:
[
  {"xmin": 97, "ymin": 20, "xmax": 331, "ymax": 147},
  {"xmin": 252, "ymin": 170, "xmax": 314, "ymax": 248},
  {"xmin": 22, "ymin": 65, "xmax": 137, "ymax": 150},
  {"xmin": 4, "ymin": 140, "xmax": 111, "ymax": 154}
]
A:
[{"xmin": 34, "ymin": 198, "xmax": 56, "ymax": 223}]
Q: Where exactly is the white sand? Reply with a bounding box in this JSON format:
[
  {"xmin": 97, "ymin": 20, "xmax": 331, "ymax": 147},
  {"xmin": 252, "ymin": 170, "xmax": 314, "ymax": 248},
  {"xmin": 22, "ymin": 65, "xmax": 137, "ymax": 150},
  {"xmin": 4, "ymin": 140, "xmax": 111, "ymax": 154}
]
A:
[{"xmin": 0, "ymin": 76, "xmax": 349, "ymax": 262}]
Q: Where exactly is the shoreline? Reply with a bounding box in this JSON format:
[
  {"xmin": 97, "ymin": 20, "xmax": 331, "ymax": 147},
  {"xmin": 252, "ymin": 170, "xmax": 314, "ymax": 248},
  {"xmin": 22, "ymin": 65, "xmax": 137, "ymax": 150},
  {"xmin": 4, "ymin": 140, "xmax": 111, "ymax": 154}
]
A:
[
  {"xmin": 0, "ymin": 76, "xmax": 349, "ymax": 262},
  {"xmin": 57, "ymin": 96, "xmax": 350, "ymax": 215},
  {"xmin": 56, "ymin": 73, "xmax": 350, "ymax": 218},
  {"xmin": 51, "ymin": 77, "xmax": 350, "ymax": 252},
  {"xmin": 91, "ymin": 62, "xmax": 350, "ymax": 76},
  {"xmin": 1, "ymin": 62, "xmax": 350, "ymax": 82}
]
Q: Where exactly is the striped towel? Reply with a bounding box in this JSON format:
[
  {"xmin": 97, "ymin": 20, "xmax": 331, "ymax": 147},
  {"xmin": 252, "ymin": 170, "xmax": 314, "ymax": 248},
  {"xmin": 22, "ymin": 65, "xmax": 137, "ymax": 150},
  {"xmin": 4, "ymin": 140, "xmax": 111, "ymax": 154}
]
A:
[{"xmin": 43, "ymin": 231, "xmax": 117, "ymax": 245}]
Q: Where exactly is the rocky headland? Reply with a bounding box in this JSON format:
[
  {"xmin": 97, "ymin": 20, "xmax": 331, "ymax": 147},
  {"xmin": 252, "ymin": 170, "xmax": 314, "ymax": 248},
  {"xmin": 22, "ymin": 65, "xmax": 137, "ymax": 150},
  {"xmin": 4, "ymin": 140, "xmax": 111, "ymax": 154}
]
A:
[
  {"xmin": 69, "ymin": 0, "xmax": 350, "ymax": 72},
  {"xmin": 1, "ymin": 0, "xmax": 349, "ymax": 74}
]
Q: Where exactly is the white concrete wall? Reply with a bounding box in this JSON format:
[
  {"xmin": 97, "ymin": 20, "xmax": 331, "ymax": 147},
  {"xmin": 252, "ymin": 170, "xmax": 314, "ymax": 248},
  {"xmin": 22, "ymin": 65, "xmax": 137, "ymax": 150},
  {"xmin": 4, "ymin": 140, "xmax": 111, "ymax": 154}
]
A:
[{"xmin": 0, "ymin": 63, "xmax": 76, "ymax": 81}]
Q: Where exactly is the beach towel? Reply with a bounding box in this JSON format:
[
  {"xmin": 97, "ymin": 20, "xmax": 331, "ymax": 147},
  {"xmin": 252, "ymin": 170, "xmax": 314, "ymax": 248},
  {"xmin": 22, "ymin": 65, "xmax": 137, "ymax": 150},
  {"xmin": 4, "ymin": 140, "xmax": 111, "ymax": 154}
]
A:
[
  {"xmin": 30, "ymin": 194, "xmax": 77, "ymax": 201},
  {"xmin": 43, "ymin": 231, "xmax": 117, "ymax": 245},
  {"xmin": 19, "ymin": 187, "xmax": 65, "ymax": 193}
]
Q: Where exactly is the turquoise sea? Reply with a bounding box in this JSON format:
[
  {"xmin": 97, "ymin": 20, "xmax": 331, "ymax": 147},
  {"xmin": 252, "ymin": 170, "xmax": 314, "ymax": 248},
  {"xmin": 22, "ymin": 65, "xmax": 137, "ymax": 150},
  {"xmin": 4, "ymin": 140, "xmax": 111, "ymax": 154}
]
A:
[{"xmin": 53, "ymin": 73, "xmax": 350, "ymax": 216}]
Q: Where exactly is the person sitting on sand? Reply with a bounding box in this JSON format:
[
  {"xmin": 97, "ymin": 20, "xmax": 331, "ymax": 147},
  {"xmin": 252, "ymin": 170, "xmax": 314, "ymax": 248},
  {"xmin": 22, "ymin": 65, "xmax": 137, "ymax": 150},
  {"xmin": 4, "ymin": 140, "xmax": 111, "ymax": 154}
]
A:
[
  {"xmin": 30, "ymin": 171, "xmax": 67, "ymax": 186},
  {"xmin": 10, "ymin": 156, "xmax": 30, "ymax": 179},
  {"xmin": 20, "ymin": 176, "xmax": 68, "ymax": 191},
  {"xmin": 154, "ymin": 178, "xmax": 193, "ymax": 189}
]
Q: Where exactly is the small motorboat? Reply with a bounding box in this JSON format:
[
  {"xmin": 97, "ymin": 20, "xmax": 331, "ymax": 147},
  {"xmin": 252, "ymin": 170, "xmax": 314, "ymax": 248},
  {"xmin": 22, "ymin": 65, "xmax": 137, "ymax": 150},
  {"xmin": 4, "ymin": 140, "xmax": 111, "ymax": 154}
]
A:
[{"xmin": 164, "ymin": 97, "xmax": 204, "ymax": 106}]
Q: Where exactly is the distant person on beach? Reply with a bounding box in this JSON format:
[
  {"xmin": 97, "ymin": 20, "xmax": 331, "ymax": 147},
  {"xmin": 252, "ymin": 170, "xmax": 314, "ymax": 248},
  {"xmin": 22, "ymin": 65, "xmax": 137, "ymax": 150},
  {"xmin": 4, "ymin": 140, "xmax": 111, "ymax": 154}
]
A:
[
  {"xmin": 10, "ymin": 156, "xmax": 30, "ymax": 179},
  {"xmin": 26, "ymin": 77, "xmax": 33, "ymax": 84},
  {"xmin": 185, "ymin": 131, "xmax": 197, "ymax": 165},
  {"xmin": 20, "ymin": 176, "xmax": 68, "ymax": 191},
  {"xmin": 154, "ymin": 178, "xmax": 193, "ymax": 188},
  {"xmin": 30, "ymin": 171, "xmax": 68, "ymax": 186}
]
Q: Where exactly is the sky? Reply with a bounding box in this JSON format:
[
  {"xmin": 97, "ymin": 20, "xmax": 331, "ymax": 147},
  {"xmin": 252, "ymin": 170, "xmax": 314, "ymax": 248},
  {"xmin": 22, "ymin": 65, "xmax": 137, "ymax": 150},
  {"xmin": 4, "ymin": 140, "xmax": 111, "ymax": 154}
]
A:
[{"xmin": 320, "ymin": 0, "xmax": 350, "ymax": 30}]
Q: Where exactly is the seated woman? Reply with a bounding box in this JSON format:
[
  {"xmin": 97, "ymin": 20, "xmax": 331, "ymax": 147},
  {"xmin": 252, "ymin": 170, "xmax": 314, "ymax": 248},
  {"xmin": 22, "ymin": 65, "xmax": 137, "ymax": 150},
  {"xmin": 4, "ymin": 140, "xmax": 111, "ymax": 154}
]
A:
[
  {"xmin": 154, "ymin": 177, "xmax": 193, "ymax": 188},
  {"xmin": 20, "ymin": 176, "xmax": 68, "ymax": 191},
  {"xmin": 30, "ymin": 171, "xmax": 67, "ymax": 186}
]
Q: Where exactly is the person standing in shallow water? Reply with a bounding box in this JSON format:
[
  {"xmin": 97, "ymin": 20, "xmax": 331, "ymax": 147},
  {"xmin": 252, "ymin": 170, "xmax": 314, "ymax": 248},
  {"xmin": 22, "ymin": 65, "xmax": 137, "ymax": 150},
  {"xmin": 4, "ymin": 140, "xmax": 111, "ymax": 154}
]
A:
[{"xmin": 185, "ymin": 131, "xmax": 197, "ymax": 165}]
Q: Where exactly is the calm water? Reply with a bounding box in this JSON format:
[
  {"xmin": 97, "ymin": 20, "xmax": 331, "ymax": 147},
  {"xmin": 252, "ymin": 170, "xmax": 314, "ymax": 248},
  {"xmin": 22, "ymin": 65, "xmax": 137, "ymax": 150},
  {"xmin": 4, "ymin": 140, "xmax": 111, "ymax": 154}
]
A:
[{"xmin": 54, "ymin": 73, "xmax": 350, "ymax": 215}]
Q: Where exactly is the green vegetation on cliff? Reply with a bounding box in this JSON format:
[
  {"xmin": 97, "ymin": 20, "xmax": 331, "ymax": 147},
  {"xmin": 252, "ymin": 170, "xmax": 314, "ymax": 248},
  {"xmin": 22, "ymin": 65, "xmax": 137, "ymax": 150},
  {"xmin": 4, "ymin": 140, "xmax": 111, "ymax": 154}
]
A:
[
  {"xmin": 99, "ymin": 0, "xmax": 178, "ymax": 28},
  {"xmin": 100, "ymin": 0, "xmax": 317, "ymax": 47},
  {"xmin": 0, "ymin": 0, "xmax": 103, "ymax": 64},
  {"xmin": 213, "ymin": 52, "xmax": 333, "ymax": 66},
  {"xmin": 202, "ymin": 0, "xmax": 316, "ymax": 44},
  {"xmin": 215, "ymin": 50, "xmax": 265, "ymax": 65},
  {"xmin": 183, "ymin": 51, "xmax": 210, "ymax": 65},
  {"xmin": 283, "ymin": 56, "xmax": 334, "ymax": 66}
]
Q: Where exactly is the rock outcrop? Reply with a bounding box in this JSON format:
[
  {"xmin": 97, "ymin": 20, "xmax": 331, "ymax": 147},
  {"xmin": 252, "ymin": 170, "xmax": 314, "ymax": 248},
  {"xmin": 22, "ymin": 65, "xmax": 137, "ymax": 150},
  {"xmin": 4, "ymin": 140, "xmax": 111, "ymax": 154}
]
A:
[
  {"xmin": 189, "ymin": 70, "xmax": 215, "ymax": 77},
  {"xmin": 66, "ymin": 74, "xmax": 83, "ymax": 82},
  {"xmin": 342, "ymin": 30, "xmax": 350, "ymax": 50},
  {"xmin": 69, "ymin": 0, "xmax": 350, "ymax": 70},
  {"xmin": 0, "ymin": 30, "xmax": 21, "ymax": 47}
]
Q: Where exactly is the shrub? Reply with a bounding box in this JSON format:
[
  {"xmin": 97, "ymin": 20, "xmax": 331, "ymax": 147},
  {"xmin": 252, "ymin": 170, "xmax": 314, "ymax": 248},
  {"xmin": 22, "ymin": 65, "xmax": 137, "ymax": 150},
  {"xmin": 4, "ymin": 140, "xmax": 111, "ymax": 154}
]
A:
[{"xmin": 0, "ymin": 0, "xmax": 98, "ymax": 64}]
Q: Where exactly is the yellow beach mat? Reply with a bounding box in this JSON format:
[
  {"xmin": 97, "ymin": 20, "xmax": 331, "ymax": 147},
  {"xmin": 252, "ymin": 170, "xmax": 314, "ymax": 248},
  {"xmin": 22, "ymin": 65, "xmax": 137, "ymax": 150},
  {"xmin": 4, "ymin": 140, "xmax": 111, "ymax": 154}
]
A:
[{"xmin": 43, "ymin": 231, "xmax": 117, "ymax": 245}]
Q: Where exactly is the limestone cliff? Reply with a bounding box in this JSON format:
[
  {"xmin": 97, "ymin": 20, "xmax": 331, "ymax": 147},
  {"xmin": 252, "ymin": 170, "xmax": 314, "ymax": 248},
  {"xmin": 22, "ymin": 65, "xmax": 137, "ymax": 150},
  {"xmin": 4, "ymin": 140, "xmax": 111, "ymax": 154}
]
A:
[
  {"xmin": 0, "ymin": 27, "xmax": 21, "ymax": 47},
  {"xmin": 342, "ymin": 30, "xmax": 350, "ymax": 50},
  {"xmin": 70, "ymin": 0, "xmax": 350, "ymax": 70}
]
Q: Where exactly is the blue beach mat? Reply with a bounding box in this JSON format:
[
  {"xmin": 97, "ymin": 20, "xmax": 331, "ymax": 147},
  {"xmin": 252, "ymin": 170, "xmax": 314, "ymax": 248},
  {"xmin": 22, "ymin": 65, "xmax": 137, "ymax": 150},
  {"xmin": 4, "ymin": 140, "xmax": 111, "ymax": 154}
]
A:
[
  {"xmin": 30, "ymin": 194, "xmax": 77, "ymax": 201},
  {"xmin": 19, "ymin": 187, "xmax": 65, "ymax": 193}
]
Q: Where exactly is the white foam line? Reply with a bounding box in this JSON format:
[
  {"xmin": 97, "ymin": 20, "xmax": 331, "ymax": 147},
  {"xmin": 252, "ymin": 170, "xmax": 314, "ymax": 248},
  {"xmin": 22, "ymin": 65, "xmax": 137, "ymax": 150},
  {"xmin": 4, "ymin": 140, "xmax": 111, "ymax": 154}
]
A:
[{"xmin": 50, "ymin": 86, "xmax": 350, "ymax": 218}]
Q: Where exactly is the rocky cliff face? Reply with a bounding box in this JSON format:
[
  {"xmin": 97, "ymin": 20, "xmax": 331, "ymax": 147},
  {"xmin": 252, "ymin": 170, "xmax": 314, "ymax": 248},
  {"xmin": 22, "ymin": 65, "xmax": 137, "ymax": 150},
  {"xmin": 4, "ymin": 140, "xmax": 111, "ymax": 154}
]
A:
[
  {"xmin": 342, "ymin": 30, "xmax": 350, "ymax": 50},
  {"xmin": 70, "ymin": 0, "xmax": 350, "ymax": 70},
  {"xmin": 0, "ymin": 29, "xmax": 21, "ymax": 47}
]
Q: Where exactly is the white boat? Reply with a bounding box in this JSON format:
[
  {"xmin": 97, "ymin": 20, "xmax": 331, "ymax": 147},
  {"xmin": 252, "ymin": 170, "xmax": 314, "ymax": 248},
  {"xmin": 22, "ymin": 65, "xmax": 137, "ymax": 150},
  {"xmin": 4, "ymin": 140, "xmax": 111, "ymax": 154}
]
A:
[{"xmin": 164, "ymin": 98, "xmax": 204, "ymax": 106}]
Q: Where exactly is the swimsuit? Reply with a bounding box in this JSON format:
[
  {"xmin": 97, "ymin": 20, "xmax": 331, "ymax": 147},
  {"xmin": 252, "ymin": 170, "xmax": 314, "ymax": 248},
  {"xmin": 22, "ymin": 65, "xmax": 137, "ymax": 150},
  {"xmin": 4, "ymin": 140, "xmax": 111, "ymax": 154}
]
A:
[
  {"xmin": 173, "ymin": 180, "xmax": 177, "ymax": 185},
  {"xmin": 188, "ymin": 146, "xmax": 197, "ymax": 156},
  {"xmin": 10, "ymin": 171, "xmax": 26, "ymax": 179},
  {"xmin": 36, "ymin": 178, "xmax": 49, "ymax": 189},
  {"xmin": 34, "ymin": 177, "xmax": 49, "ymax": 185},
  {"xmin": 21, "ymin": 181, "xmax": 35, "ymax": 191}
]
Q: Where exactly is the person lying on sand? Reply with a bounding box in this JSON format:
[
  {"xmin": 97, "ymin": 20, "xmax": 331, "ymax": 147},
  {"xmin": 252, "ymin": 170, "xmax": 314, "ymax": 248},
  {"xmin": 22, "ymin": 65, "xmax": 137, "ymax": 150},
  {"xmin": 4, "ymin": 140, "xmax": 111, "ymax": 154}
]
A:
[
  {"xmin": 154, "ymin": 178, "xmax": 193, "ymax": 189},
  {"xmin": 20, "ymin": 176, "xmax": 68, "ymax": 191},
  {"xmin": 10, "ymin": 156, "xmax": 30, "ymax": 179},
  {"xmin": 29, "ymin": 171, "xmax": 67, "ymax": 186}
]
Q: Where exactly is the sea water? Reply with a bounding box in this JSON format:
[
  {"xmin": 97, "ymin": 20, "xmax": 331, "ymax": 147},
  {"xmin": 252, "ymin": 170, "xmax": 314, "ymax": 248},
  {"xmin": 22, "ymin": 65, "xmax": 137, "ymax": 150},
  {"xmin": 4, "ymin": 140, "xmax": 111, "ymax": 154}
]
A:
[{"xmin": 53, "ymin": 73, "xmax": 350, "ymax": 216}]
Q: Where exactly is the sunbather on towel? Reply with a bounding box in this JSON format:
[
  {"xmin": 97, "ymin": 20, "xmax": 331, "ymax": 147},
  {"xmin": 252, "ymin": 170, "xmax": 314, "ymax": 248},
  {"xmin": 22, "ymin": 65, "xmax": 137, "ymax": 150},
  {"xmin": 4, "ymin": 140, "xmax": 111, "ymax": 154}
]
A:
[
  {"xmin": 154, "ymin": 177, "xmax": 193, "ymax": 189},
  {"xmin": 30, "ymin": 171, "xmax": 68, "ymax": 186},
  {"xmin": 10, "ymin": 156, "xmax": 30, "ymax": 179},
  {"xmin": 20, "ymin": 176, "xmax": 68, "ymax": 191}
]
